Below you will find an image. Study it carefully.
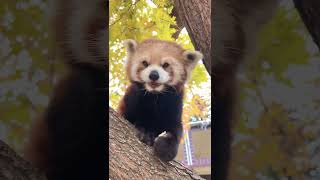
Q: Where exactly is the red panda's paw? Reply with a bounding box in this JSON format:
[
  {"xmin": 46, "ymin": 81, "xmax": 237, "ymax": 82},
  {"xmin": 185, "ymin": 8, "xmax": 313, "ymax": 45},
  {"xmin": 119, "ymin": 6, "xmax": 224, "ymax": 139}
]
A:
[
  {"xmin": 154, "ymin": 131, "xmax": 179, "ymax": 162},
  {"xmin": 135, "ymin": 127, "xmax": 155, "ymax": 146}
]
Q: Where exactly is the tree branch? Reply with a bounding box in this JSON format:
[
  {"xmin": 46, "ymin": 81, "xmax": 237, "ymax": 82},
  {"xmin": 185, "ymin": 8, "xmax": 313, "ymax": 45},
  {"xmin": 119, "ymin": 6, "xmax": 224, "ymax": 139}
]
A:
[
  {"xmin": 0, "ymin": 140, "xmax": 46, "ymax": 180},
  {"xmin": 170, "ymin": 6, "xmax": 184, "ymax": 40},
  {"xmin": 293, "ymin": 0, "xmax": 320, "ymax": 51},
  {"xmin": 109, "ymin": 107, "xmax": 204, "ymax": 180},
  {"xmin": 173, "ymin": 0, "xmax": 211, "ymax": 76}
]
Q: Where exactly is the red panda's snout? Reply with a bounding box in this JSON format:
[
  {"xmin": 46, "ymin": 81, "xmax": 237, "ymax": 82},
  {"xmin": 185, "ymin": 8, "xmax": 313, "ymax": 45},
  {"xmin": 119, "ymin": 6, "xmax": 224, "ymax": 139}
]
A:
[
  {"xmin": 140, "ymin": 64, "xmax": 170, "ymax": 92},
  {"xmin": 123, "ymin": 39, "xmax": 203, "ymax": 93}
]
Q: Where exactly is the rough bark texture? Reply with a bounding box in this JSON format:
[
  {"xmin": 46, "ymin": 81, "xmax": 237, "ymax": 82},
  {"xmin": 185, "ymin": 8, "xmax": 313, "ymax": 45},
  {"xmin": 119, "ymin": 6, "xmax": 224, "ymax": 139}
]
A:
[
  {"xmin": 0, "ymin": 140, "xmax": 46, "ymax": 180},
  {"xmin": 109, "ymin": 108, "xmax": 204, "ymax": 180},
  {"xmin": 293, "ymin": 0, "xmax": 320, "ymax": 50},
  {"xmin": 0, "ymin": 108, "xmax": 204, "ymax": 180},
  {"xmin": 170, "ymin": 7, "xmax": 184, "ymax": 40},
  {"xmin": 173, "ymin": 0, "xmax": 211, "ymax": 75}
]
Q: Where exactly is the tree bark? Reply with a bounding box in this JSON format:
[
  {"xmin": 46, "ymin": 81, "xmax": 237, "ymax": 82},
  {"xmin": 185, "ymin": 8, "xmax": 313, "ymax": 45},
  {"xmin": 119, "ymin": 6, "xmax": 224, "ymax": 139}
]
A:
[
  {"xmin": 173, "ymin": 0, "xmax": 211, "ymax": 76},
  {"xmin": 293, "ymin": 0, "xmax": 320, "ymax": 51},
  {"xmin": 0, "ymin": 108, "xmax": 204, "ymax": 180},
  {"xmin": 0, "ymin": 140, "xmax": 46, "ymax": 180},
  {"xmin": 170, "ymin": 6, "xmax": 184, "ymax": 40},
  {"xmin": 109, "ymin": 108, "xmax": 204, "ymax": 180}
]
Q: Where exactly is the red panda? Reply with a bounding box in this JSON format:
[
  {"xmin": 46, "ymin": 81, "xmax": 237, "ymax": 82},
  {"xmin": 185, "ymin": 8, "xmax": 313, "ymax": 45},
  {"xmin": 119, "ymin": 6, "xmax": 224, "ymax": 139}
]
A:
[
  {"xmin": 118, "ymin": 39, "xmax": 203, "ymax": 161},
  {"xmin": 213, "ymin": 0, "xmax": 279, "ymax": 179},
  {"xmin": 24, "ymin": 0, "xmax": 107, "ymax": 180}
]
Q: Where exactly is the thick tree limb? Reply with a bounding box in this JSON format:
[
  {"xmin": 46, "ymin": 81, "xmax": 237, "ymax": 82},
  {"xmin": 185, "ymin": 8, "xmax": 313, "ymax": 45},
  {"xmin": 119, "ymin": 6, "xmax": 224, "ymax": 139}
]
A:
[
  {"xmin": 0, "ymin": 108, "xmax": 204, "ymax": 180},
  {"xmin": 173, "ymin": 0, "xmax": 211, "ymax": 75},
  {"xmin": 170, "ymin": 6, "xmax": 184, "ymax": 39},
  {"xmin": 0, "ymin": 140, "xmax": 46, "ymax": 180},
  {"xmin": 109, "ymin": 107, "xmax": 204, "ymax": 180},
  {"xmin": 293, "ymin": 0, "xmax": 320, "ymax": 51},
  {"xmin": 0, "ymin": 109, "xmax": 204, "ymax": 180}
]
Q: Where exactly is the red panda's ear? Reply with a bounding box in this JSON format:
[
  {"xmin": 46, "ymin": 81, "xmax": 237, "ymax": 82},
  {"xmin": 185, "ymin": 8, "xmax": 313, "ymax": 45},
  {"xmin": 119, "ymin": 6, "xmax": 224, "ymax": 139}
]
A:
[
  {"xmin": 124, "ymin": 39, "xmax": 137, "ymax": 56},
  {"xmin": 183, "ymin": 50, "xmax": 203, "ymax": 70}
]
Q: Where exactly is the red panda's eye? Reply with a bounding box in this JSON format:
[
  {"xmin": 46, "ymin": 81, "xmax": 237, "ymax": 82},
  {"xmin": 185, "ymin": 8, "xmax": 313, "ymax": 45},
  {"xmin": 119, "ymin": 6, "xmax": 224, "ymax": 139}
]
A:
[
  {"xmin": 142, "ymin": 60, "xmax": 149, "ymax": 67},
  {"xmin": 162, "ymin": 62, "xmax": 169, "ymax": 68}
]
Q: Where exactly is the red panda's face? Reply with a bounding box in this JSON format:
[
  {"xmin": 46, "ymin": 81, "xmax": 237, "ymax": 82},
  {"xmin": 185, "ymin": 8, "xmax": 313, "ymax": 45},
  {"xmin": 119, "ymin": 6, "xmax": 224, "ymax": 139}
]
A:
[{"xmin": 124, "ymin": 39, "xmax": 203, "ymax": 93}]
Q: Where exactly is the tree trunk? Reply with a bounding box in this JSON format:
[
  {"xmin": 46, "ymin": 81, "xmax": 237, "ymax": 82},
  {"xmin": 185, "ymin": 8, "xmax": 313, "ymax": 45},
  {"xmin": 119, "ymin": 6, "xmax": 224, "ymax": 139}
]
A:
[
  {"xmin": 170, "ymin": 7, "xmax": 184, "ymax": 40},
  {"xmin": 173, "ymin": 0, "xmax": 211, "ymax": 76},
  {"xmin": 293, "ymin": 0, "xmax": 320, "ymax": 50},
  {"xmin": 0, "ymin": 140, "xmax": 46, "ymax": 180},
  {"xmin": 109, "ymin": 108, "xmax": 204, "ymax": 180}
]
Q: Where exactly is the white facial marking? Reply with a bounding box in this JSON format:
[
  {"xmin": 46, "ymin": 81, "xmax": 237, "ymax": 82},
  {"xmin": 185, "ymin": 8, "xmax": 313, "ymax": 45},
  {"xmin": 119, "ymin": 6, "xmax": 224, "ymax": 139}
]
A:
[
  {"xmin": 140, "ymin": 65, "xmax": 169, "ymax": 83},
  {"xmin": 145, "ymin": 83, "xmax": 164, "ymax": 92},
  {"xmin": 169, "ymin": 62, "xmax": 184, "ymax": 86},
  {"xmin": 161, "ymin": 57, "xmax": 184, "ymax": 86},
  {"xmin": 129, "ymin": 62, "xmax": 140, "ymax": 82},
  {"xmin": 154, "ymin": 84, "xmax": 164, "ymax": 91}
]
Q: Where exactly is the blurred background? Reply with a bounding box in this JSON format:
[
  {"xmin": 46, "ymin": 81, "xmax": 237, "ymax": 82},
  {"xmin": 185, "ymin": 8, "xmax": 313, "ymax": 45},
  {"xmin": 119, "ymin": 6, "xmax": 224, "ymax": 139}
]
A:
[
  {"xmin": 228, "ymin": 1, "xmax": 320, "ymax": 179},
  {"xmin": 0, "ymin": 0, "xmax": 60, "ymax": 154}
]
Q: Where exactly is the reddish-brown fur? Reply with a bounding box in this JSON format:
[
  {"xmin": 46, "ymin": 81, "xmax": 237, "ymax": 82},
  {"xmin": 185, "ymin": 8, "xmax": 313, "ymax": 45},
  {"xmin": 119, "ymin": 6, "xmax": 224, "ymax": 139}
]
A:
[
  {"xmin": 118, "ymin": 38, "xmax": 202, "ymax": 161},
  {"xmin": 125, "ymin": 39, "xmax": 187, "ymax": 83}
]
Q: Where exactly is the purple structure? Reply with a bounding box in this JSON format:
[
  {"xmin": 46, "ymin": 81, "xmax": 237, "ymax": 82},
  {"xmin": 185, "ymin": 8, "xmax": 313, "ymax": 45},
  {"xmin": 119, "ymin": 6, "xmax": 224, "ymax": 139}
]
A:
[{"xmin": 180, "ymin": 121, "xmax": 211, "ymax": 168}]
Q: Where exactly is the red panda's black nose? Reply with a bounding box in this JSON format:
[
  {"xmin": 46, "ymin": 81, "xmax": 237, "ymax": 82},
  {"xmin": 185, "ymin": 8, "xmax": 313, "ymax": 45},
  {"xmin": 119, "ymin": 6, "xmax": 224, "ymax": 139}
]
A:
[{"xmin": 149, "ymin": 70, "xmax": 159, "ymax": 81}]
